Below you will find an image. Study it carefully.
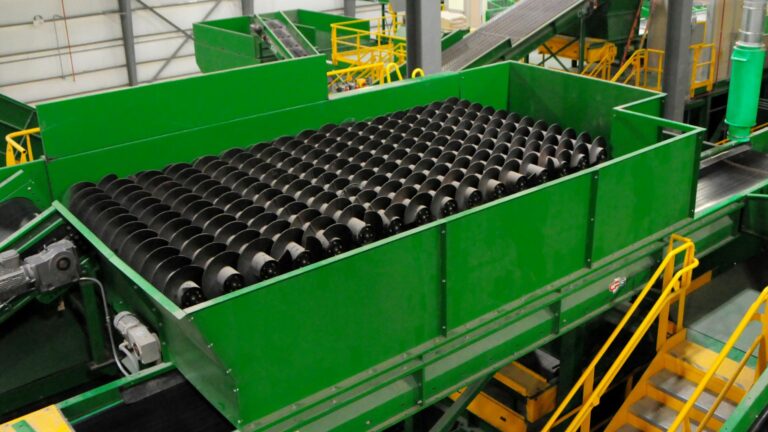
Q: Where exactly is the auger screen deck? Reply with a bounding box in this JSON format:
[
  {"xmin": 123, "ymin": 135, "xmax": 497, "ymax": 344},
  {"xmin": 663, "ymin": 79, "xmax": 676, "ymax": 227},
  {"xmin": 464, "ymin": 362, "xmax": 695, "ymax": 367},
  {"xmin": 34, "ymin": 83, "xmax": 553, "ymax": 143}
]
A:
[{"xmin": 67, "ymin": 97, "xmax": 608, "ymax": 308}]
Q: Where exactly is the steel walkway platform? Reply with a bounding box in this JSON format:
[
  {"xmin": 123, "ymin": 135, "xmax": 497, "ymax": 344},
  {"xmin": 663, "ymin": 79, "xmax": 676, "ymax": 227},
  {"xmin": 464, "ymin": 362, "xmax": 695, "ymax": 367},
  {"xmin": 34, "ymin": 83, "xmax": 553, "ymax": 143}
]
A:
[
  {"xmin": 696, "ymin": 150, "xmax": 768, "ymax": 212},
  {"xmin": 442, "ymin": 0, "xmax": 586, "ymax": 71}
]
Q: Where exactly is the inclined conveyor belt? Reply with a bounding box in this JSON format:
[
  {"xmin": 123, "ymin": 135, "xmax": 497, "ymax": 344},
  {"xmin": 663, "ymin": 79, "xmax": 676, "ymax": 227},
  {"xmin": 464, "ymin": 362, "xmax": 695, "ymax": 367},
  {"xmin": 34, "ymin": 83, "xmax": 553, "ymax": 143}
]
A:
[
  {"xmin": 696, "ymin": 150, "xmax": 768, "ymax": 212},
  {"xmin": 442, "ymin": 0, "xmax": 586, "ymax": 71},
  {"xmin": 266, "ymin": 20, "xmax": 309, "ymax": 57}
]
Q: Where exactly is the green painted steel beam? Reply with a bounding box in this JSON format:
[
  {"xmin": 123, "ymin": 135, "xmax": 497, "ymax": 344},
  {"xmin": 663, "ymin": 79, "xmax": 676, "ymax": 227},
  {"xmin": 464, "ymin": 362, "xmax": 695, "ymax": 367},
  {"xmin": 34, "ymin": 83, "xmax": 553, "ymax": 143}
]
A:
[{"xmin": 57, "ymin": 362, "xmax": 176, "ymax": 424}]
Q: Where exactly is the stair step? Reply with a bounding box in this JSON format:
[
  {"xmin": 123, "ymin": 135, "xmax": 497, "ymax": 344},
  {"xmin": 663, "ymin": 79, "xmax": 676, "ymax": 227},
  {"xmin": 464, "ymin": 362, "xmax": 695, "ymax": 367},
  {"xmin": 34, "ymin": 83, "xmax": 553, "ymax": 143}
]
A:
[
  {"xmin": 650, "ymin": 370, "xmax": 736, "ymax": 422},
  {"xmin": 668, "ymin": 340, "xmax": 754, "ymax": 391},
  {"xmin": 630, "ymin": 397, "xmax": 714, "ymax": 432}
]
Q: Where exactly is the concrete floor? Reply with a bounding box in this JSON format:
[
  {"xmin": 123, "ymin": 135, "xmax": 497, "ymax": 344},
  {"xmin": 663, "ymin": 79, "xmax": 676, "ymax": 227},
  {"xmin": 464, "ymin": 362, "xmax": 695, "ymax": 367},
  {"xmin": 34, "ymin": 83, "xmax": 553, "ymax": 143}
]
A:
[{"xmin": 685, "ymin": 257, "xmax": 768, "ymax": 358}]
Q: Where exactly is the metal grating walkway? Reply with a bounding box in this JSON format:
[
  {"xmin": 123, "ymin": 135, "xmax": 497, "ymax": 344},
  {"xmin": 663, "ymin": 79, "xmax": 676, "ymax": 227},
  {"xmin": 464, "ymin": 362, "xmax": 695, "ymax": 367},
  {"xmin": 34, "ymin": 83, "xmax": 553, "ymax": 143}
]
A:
[{"xmin": 442, "ymin": 0, "xmax": 585, "ymax": 71}]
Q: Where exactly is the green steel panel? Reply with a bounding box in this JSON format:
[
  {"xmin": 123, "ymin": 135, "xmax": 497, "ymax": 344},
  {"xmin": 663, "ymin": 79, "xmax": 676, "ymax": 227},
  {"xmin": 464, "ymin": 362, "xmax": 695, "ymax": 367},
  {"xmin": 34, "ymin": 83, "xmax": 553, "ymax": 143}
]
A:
[
  {"xmin": 36, "ymin": 56, "xmax": 329, "ymax": 160},
  {"xmin": 722, "ymin": 357, "xmax": 768, "ymax": 431},
  {"xmin": 749, "ymin": 124, "xmax": 768, "ymax": 153},
  {"xmin": 0, "ymin": 160, "xmax": 52, "ymax": 211},
  {"xmin": 0, "ymin": 93, "xmax": 36, "ymax": 131},
  {"xmin": 32, "ymin": 61, "xmax": 708, "ymax": 430},
  {"xmin": 46, "ymin": 71, "xmax": 461, "ymax": 198},
  {"xmin": 445, "ymin": 174, "xmax": 591, "ymax": 328},
  {"xmin": 190, "ymin": 227, "xmax": 442, "ymax": 424},
  {"xmin": 609, "ymin": 96, "xmax": 664, "ymax": 157},
  {"xmin": 592, "ymin": 132, "xmax": 699, "ymax": 261},
  {"xmin": 194, "ymin": 20, "xmax": 260, "ymax": 73},
  {"xmin": 506, "ymin": 63, "xmax": 657, "ymax": 142},
  {"xmin": 458, "ymin": 63, "xmax": 511, "ymax": 111}
]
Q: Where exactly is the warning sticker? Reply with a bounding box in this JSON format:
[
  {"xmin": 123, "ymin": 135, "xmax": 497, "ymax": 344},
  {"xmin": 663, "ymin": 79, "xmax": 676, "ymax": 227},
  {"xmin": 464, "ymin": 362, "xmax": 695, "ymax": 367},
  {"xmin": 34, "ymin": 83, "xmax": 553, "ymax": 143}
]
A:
[{"xmin": 609, "ymin": 277, "xmax": 627, "ymax": 294}]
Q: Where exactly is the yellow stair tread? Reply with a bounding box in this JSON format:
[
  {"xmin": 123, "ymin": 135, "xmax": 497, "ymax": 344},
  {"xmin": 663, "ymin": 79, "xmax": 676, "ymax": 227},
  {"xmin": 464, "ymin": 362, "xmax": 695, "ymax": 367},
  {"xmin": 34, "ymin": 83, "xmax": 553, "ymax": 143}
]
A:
[
  {"xmin": 667, "ymin": 339, "xmax": 755, "ymax": 390},
  {"xmin": 649, "ymin": 369, "xmax": 737, "ymax": 422},
  {"xmin": 629, "ymin": 397, "xmax": 715, "ymax": 432}
]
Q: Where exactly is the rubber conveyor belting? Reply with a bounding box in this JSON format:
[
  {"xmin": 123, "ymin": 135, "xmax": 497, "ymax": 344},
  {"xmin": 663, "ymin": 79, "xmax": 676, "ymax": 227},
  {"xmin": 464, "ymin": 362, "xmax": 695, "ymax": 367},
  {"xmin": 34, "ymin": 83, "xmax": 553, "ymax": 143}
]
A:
[
  {"xmin": 696, "ymin": 150, "xmax": 768, "ymax": 212},
  {"xmin": 266, "ymin": 19, "xmax": 309, "ymax": 58},
  {"xmin": 442, "ymin": 0, "xmax": 585, "ymax": 71}
]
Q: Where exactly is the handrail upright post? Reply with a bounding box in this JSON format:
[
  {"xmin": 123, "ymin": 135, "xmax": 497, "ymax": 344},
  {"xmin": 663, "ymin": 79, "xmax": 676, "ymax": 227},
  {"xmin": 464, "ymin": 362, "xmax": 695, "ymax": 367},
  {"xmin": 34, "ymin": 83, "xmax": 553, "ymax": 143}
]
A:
[
  {"xmin": 581, "ymin": 369, "xmax": 594, "ymax": 432},
  {"xmin": 759, "ymin": 306, "xmax": 768, "ymax": 375}
]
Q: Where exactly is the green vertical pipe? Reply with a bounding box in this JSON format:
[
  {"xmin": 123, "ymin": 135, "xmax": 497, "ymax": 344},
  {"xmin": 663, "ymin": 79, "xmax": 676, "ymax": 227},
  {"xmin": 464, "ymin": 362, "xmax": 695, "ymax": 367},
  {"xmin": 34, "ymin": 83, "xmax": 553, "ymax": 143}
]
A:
[
  {"xmin": 726, "ymin": 44, "xmax": 766, "ymax": 142},
  {"xmin": 726, "ymin": 0, "xmax": 767, "ymax": 143}
]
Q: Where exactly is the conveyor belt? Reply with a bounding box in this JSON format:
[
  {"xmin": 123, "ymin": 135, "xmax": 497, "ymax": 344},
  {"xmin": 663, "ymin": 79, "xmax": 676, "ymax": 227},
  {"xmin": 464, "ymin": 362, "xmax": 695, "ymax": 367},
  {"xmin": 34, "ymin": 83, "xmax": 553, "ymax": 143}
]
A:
[
  {"xmin": 696, "ymin": 150, "xmax": 768, "ymax": 212},
  {"xmin": 442, "ymin": 0, "xmax": 586, "ymax": 71}
]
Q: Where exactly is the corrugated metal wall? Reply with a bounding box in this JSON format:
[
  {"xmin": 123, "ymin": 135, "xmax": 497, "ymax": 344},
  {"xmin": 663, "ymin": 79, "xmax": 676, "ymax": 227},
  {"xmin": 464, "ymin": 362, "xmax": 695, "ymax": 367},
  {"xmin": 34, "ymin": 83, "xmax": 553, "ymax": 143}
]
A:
[{"xmin": 0, "ymin": 0, "xmax": 377, "ymax": 104}]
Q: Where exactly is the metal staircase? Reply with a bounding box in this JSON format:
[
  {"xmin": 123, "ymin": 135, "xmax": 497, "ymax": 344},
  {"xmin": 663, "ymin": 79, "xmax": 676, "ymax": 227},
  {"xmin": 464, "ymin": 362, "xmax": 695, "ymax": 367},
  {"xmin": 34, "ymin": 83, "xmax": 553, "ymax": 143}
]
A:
[
  {"xmin": 541, "ymin": 234, "xmax": 768, "ymax": 432},
  {"xmin": 607, "ymin": 330, "xmax": 751, "ymax": 431}
]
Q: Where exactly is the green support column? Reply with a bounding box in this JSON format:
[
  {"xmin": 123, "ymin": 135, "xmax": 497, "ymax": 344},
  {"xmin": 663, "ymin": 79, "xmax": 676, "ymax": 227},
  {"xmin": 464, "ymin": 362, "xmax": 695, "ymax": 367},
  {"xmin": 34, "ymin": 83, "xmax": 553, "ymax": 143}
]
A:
[{"xmin": 557, "ymin": 326, "xmax": 586, "ymax": 405}]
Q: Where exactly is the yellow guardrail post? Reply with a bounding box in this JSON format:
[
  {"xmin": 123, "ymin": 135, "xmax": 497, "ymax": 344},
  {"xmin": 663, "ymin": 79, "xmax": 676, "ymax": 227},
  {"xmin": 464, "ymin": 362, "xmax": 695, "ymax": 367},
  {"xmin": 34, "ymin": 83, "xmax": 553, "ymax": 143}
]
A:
[
  {"xmin": 5, "ymin": 127, "xmax": 40, "ymax": 167},
  {"xmin": 385, "ymin": 62, "xmax": 403, "ymax": 83}
]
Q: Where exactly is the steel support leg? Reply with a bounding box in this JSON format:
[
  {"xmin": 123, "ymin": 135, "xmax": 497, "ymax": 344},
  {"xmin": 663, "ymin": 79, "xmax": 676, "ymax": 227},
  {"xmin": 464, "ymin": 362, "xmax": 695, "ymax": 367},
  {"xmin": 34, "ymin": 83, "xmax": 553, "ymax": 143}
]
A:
[
  {"xmin": 118, "ymin": 0, "xmax": 137, "ymax": 86},
  {"xmin": 557, "ymin": 326, "xmax": 586, "ymax": 405},
  {"xmin": 661, "ymin": 0, "xmax": 693, "ymax": 121},
  {"xmin": 241, "ymin": 0, "xmax": 253, "ymax": 16},
  {"xmin": 344, "ymin": 0, "xmax": 355, "ymax": 18},
  {"xmin": 406, "ymin": 0, "xmax": 442, "ymax": 75},
  {"xmin": 428, "ymin": 374, "xmax": 494, "ymax": 432}
]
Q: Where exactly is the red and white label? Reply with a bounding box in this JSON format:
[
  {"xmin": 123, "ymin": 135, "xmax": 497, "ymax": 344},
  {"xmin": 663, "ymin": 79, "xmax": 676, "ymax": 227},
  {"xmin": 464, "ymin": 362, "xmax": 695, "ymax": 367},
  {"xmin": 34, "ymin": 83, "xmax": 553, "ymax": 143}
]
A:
[{"xmin": 609, "ymin": 277, "xmax": 626, "ymax": 294}]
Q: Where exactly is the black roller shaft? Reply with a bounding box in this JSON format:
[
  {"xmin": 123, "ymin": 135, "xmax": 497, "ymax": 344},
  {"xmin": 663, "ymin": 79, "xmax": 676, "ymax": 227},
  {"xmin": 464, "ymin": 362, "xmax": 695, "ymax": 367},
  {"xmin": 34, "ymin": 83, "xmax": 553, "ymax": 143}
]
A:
[{"xmin": 68, "ymin": 98, "xmax": 609, "ymax": 307}]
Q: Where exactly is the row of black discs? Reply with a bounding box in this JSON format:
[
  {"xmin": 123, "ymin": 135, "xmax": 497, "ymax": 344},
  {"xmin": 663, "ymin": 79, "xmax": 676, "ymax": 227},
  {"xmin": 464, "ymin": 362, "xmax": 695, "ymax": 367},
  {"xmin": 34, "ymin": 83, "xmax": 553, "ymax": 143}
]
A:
[{"xmin": 68, "ymin": 98, "xmax": 608, "ymax": 307}]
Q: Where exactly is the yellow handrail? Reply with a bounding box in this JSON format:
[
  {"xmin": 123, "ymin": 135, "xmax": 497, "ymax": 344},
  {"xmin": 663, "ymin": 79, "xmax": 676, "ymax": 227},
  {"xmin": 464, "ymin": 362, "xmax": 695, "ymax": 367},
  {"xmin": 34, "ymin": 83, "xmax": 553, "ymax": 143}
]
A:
[
  {"xmin": 581, "ymin": 43, "xmax": 617, "ymax": 80},
  {"xmin": 331, "ymin": 14, "xmax": 406, "ymax": 69},
  {"xmin": 5, "ymin": 127, "xmax": 40, "ymax": 167},
  {"xmin": 411, "ymin": 68, "xmax": 425, "ymax": 78},
  {"xmin": 385, "ymin": 62, "xmax": 403, "ymax": 83},
  {"xmin": 542, "ymin": 234, "xmax": 698, "ymax": 432},
  {"xmin": 690, "ymin": 42, "xmax": 717, "ymax": 97},
  {"xmin": 611, "ymin": 48, "xmax": 665, "ymax": 91},
  {"xmin": 670, "ymin": 287, "xmax": 768, "ymax": 431}
]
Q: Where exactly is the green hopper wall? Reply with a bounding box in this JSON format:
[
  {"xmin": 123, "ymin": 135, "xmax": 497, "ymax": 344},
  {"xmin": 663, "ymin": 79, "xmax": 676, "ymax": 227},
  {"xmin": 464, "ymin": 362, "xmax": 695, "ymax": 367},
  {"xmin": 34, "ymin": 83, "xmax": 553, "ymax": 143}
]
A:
[{"xmin": 34, "ymin": 57, "xmax": 703, "ymax": 430}]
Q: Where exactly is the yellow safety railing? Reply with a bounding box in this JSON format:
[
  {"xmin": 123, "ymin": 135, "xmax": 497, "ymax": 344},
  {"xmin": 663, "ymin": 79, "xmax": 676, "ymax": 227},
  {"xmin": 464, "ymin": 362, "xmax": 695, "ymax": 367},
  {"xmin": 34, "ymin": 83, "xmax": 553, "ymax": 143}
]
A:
[
  {"xmin": 611, "ymin": 48, "xmax": 665, "ymax": 91},
  {"xmin": 542, "ymin": 234, "xmax": 699, "ymax": 432},
  {"xmin": 383, "ymin": 63, "xmax": 426, "ymax": 84},
  {"xmin": 581, "ymin": 43, "xmax": 618, "ymax": 80},
  {"xmin": 331, "ymin": 14, "xmax": 406, "ymax": 69},
  {"xmin": 327, "ymin": 63, "xmax": 386, "ymax": 92},
  {"xmin": 690, "ymin": 42, "xmax": 717, "ymax": 97},
  {"xmin": 670, "ymin": 287, "xmax": 768, "ymax": 431},
  {"xmin": 5, "ymin": 127, "xmax": 40, "ymax": 167},
  {"xmin": 384, "ymin": 62, "xmax": 403, "ymax": 83}
]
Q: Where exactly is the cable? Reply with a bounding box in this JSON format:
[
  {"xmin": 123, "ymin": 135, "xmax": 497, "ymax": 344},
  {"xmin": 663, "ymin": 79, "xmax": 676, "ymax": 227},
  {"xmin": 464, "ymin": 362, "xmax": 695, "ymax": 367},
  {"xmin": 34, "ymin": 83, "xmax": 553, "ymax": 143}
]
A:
[{"xmin": 79, "ymin": 276, "xmax": 130, "ymax": 376}]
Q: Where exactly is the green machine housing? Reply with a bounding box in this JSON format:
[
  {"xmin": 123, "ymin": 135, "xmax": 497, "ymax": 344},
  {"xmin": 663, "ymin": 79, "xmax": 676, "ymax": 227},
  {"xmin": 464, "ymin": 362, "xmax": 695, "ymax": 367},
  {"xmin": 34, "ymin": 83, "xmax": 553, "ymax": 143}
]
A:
[{"xmin": 3, "ymin": 54, "xmax": 768, "ymax": 431}]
